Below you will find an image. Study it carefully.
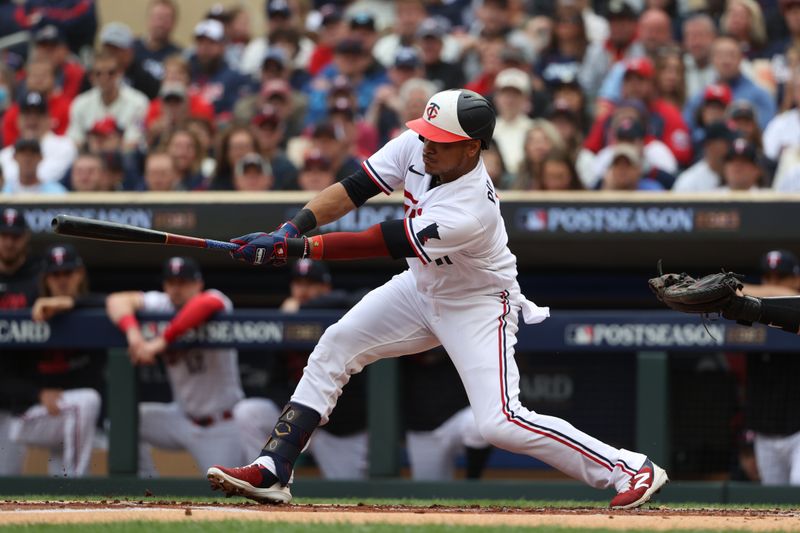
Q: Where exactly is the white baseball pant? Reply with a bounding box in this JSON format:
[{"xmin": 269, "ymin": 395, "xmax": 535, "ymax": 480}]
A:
[
  {"xmin": 754, "ymin": 431, "xmax": 800, "ymax": 485},
  {"xmin": 0, "ymin": 411, "xmax": 28, "ymax": 475},
  {"xmin": 406, "ymin": 406, "xmax": 488, "ymax": 481},
  {"xmin": 292, "ymin": 270, "xmax": 646, "ymax": 491},
  {"xmin": 234, "ymin": 397, "xmax": 368, "ymax": 480},
  {"xmin": 138, "ymin": 402, "xmax": 246, "ymax": 477},
  {"xmin": 7, "ymin": 388, "xmax": 101, "ymax": 477}
]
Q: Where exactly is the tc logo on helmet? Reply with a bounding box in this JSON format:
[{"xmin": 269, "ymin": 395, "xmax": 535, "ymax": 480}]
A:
[{"xmin": 425, "ymin": 102, "xmax": 440, "ymax": 120}]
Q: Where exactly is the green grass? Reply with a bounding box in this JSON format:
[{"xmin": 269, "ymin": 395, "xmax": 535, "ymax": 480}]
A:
[{"xmin": 0, "ymin": 524, "xmax": 786, "ymax": 533}]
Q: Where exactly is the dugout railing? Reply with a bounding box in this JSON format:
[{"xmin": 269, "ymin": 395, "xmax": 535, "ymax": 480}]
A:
[{"xmin": 3, "ymin": 308, "xmax": 800, "ymax": 503}]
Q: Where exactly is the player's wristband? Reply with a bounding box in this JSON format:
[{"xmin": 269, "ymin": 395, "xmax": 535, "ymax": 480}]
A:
[
  {"xmin": 283, "ymin": 236, "xmax": 323, "ymax": 260},
  {"xmin": 118, "ymin": 314, "xmax": 139, "ymax": 333},
  {"xmin": 288, "ymin": 209, "xmax": 317, "ymax": 234}
]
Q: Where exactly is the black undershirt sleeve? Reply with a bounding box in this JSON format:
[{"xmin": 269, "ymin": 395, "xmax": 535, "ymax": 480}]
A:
[
  {"xmin": 340, "ymin": 168, "xmax": 382, "ymax": 207},
  {"xmin": 380, "ymin": 219, "xmax": 416, "ymax": 259}
]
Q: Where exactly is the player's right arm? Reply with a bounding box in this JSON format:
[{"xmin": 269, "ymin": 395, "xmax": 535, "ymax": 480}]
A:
[
  {"xmin": 302, "ymin": 182, "xmax": 362, "ymax": 228},
  {"xmin": 741, "ymin": 283, "xmax": 800, "ymax": 298},
  {"xmin": 132, "ymin": 290, "xmax": 229, "ymax": 364},
  {"xmin": 106, "ymin": 291, "xmax": 146, "ymax": 355},
  {"xmin": 232, "ymin": 131, "xmax": 416, "ymax": 265},
  {"xmin": 282, "ymin": 131, "xmax": 416, "ymax": 231}
]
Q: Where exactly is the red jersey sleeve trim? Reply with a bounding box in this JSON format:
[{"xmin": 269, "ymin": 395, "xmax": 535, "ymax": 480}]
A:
[{"xmin": 163, "ymin": 291, "xmax": 226, "ymax": 343}]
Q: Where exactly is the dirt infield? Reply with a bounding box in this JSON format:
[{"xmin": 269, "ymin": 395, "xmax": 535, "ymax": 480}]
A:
[{"xmin": 0, "ymin": 501, "xmax": 799, "ymax": 530}]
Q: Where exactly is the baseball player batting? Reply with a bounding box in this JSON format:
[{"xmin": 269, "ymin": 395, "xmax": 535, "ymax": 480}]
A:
[{"xmin": 207, "ymin": 89, "xmax": 669, "ymax": 509}]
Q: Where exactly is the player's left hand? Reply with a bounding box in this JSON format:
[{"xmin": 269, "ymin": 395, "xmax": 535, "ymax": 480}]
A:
[
  {"xmin": 229, "ymin": 232, "xmax": 290, "ymax": 266},
  {"xmin": 31, "ymin": 296, "xmax": 75, "ymax": 322},
  {"xmin": 130, "ymin": 337, "xmax": 167, "ymax": 365}
]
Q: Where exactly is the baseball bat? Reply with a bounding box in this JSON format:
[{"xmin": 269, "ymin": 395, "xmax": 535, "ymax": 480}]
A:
[{"xmin": 51, "ymin": 215, "xmax": 239, "ymax": 252}]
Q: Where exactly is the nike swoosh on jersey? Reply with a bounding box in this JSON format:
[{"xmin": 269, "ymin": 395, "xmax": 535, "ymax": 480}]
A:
[{"xmin": 408, "ymin": 164, "xmax": 425, "ymax": 176}]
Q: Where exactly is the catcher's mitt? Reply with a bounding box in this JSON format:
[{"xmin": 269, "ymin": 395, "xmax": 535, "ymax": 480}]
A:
[{"xmin": 648, "ymin": 269, "xmax": 743, "ymax": 315}]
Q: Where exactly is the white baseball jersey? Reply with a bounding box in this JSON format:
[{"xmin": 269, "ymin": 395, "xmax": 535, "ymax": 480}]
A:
[
  {"xmin": 363, "ymin": 130, "xmax": 518, "ymax": 298},
  {"xmin": 142, "ymin": 289, "xmax": 244, "ymax": 418}
]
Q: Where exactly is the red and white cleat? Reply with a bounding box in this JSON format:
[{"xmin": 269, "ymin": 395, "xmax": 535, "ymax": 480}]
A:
[
  {"xmin": 609, "ymin": 458, "xmax": 669, "ymax": 510},
  {"xmin": 207, "ymin": 463, "xmax": 292, "ymax": 504}
]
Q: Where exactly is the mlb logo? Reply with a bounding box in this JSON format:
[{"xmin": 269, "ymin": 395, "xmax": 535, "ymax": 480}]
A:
[
  {"xmin": 567, "ymin": 325, "xmax": 593, "ymax": 345},
  {"xmin": 519, "ymin": 209, "xmax": 548, "ymax": 232}
]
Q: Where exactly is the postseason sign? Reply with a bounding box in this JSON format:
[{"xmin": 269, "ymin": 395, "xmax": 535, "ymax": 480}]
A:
[{"xmin": 6, "ymin": 194, "xmax": 800, "ymax": 270}]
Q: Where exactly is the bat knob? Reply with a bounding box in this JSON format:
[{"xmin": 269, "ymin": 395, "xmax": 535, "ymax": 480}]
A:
[{"xmin": 52, "ymin": 215, "xmax": 66, "ymax": 232}]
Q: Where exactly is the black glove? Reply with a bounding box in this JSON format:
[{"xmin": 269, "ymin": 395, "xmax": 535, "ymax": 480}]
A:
[
  {"xmin": 648, "ymin": 271, "xmax": 743, "ymax": 314},
  {"xmin": 649, "ymin": 268, "xmax": 762, "ymax": 325}
]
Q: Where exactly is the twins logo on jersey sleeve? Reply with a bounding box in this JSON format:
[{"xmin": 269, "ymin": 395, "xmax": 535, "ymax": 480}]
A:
[{"xmin": 416, "ymin": 223, "xmax": 440, "ymax": 245}]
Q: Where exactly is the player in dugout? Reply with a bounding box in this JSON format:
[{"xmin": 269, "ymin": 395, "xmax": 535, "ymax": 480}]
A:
[
  {"xmin": 208, "ymin": 89, "xmax": 668, "ymax": 509},
  {"xmin": 741, "ymin": 251, "xmax": 800, "ymax": 485},
  {"xmin": 0, "ymin": 242, "xmax": 103, "ymax": 477},
  {"xmin": 106, "ymin": 256, "xmax": 246, "ymax": 477},
  {"xmin": 0, "ymin": 207, "xmax": 44, "ymax": 474}
]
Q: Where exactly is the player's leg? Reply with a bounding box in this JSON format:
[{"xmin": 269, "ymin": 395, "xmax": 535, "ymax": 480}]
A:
[
  {"xmin": 434, "ymin": 291, "xmax": 666, "ymax": 508},
  {"xmin": 208, "ymin": 271, "xmax": 440, "ymax": 501},
  {"xmin": 290, "ymin": 271, "xmax": 439, "ymax": 423},
  {"xmin": 307, "ymin": 429, "xmax": 368, "ymax": 480},
  {"xmin": 406, "ymin": 428, "xmax": 457, "ymax": 481},
  {"xmin": 788, "ymin": 431, "xmax": 800, "ymax": 485},
  {"xmin": 455, "ymin": 407, "xmax": 493, "ymax": 479},
  {"xmin": 185, "ymin": 418, "xmax": 247, "ymax": 474},
  {"xmin": 138, "ymin": 402, "xmax": 189, "ymax": 477},
  {"xmin": 57, "ymin": 389, "xmax": 101, "ymax": 476},
  {"xmin": 232, "ymin": 398, "xmax": 282, "ymax": 459},
  {"xmin": 0, "ymin": 411, "xmax": 25, "ymax": 475},
  {"xmin": 457, "ymin": 407, "xmax": 489, "ymax": 450},
  {"xmin": 754, "ymin": 432, "xmax": 790, "ymax": 485},
  {"xmin": 9, "ymin": 388, "xmax": 101, "ymax": 477},
  {"xmin": 408, "ymin": 407, "xmax": 479, "ymax": 481}
]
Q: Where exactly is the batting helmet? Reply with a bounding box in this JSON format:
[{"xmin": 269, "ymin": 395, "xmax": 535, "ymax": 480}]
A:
[{"xmin": 406, "ymin": 89, "xmax": 496, "ymax": 149}]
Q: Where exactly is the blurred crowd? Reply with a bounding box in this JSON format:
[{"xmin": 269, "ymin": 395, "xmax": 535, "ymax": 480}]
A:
[{"xmin": 0, "ymin": 0, "xmax": 798, "ymax": 194}]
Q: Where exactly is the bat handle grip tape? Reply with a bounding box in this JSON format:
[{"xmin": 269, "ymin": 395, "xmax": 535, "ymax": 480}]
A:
[
  {"xmin": 164, "ymin": 233, "xmax": 239, "ymax": 251},
  {"xmin": 205, "ymin": 239, "xmax": 240, "ymax": 251}
]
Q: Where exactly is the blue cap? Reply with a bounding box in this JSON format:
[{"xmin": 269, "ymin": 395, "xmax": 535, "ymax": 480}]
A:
[
  {"xmin": 394, "ymin": 47, "xmax": 421, "ymax": 69},
  {"xmin": 761, "ymin": 250, "xmax": 800, "ymax": 276},
  {"xmin": 417, "ymin": 17, "xmax": 449, "ymax": 39},
  {"xmin": 267, "ymin": 0, "xmax": 291, "ymax": 16},
  {"xmin": 34, "ymin": 25, "xmax": 64, "ymax": 44},
  {"xmin": 349, "ymin": 11, "xmax": 375, "ymax": 30},
  {"xmin": 0, "ymin": 207, "xmax": 28, "ymax": 234},
  {"xmin": 163, "ymin": 256, "xmax": 203, "ymax": 281},
  {"xmin": 44, "ymin": 243, "xmax": 83, "ymax": 273},
  {"xmin": 291, "ymin": 259, "xmax": 331, "ymax": 284}
]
